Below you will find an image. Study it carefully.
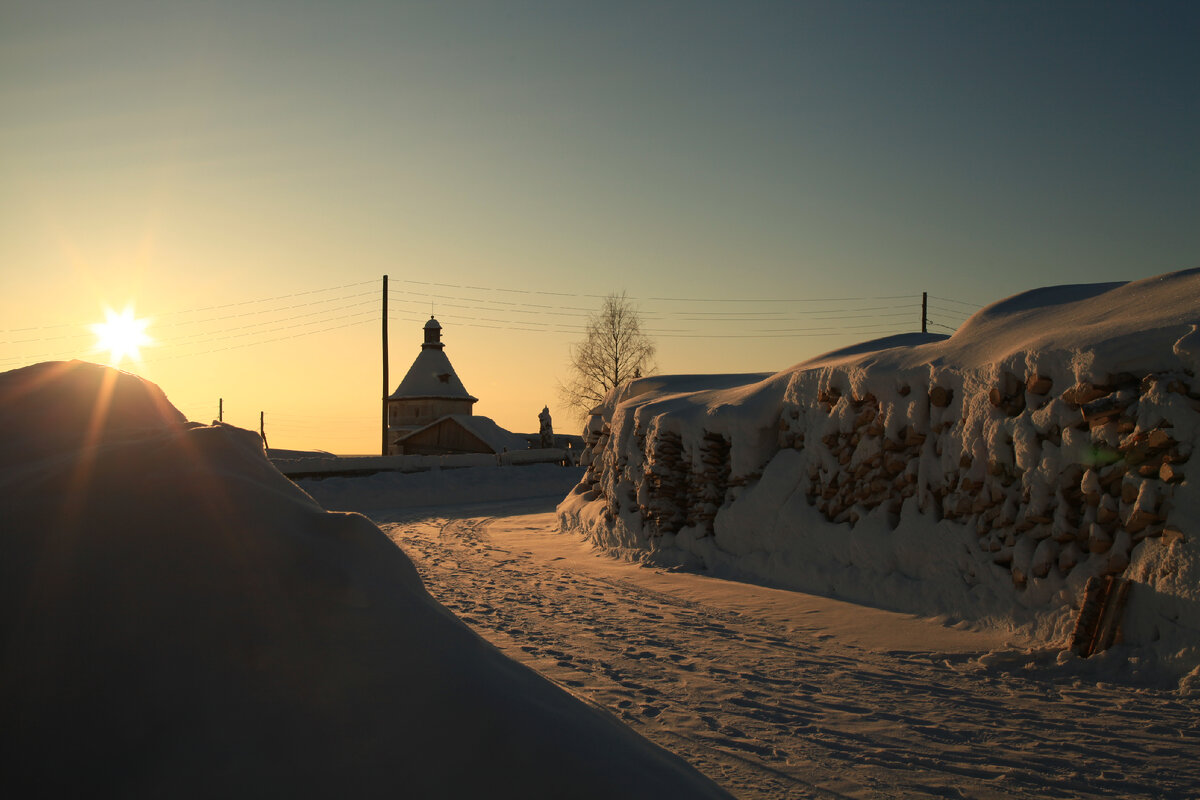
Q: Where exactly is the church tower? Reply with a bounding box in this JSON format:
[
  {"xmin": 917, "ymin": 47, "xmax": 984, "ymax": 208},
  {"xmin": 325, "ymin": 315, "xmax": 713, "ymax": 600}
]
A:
[{"xmin": 386, "ymin": 317, "xmax": 478, "ymax": 452}]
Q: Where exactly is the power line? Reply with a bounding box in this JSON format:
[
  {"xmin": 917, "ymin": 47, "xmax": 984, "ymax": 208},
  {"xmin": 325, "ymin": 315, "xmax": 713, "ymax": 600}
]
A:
[
  {"xmin": 388, "ymin": 309, "xmax": 915, "ymax": 339},
  {"xmin": 141, "ymin": 317, "xmax": 376, "ymax": 364},
  {"xmin": 395, "ymin": 277, "xmax": 920, "ymax": 304},
  {"xmin": 926, "ymin": 303, "xmax": 973, "ymax": 317},
  {"xmin": 0, "ymin": 276, "xmax": 935, "ymax": 370},
  {"xmin": 158, "ymin": 291, "xmax": 376, "ymax": 330},
  {"xmin": 154, "ymin": 299, "xmax": 377, "ymax": 347},
  {"xmin": 928, "ymin": 295, "xmax": 984, "ymax": 309},
  {"xmin": 389, "ymin": 286, "xmax": 922, "ymax": 331},
  {"xmin": 156, "ymin": 280, "xmax": 377, "ymax": 318},
  {"xmin": 653, "ymin": 328, "xmax": 912, "ymax": 339},
  {"xmin": 0, "ymin": 280, "xmax": 379, "ymax": 336},
  {"xmin": 0, "ymin": 280, "xmax": 383, "ymax": 365}
]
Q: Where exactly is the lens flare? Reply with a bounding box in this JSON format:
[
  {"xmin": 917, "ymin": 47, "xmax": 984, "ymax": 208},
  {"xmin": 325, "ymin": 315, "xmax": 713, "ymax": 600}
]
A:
[{"xmin": 91, "ymin": 305, "xmax": 153, "ymax": 366}]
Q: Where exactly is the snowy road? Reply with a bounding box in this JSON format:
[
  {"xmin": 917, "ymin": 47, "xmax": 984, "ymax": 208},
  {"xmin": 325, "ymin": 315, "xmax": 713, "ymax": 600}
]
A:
[{"xmin": 374, "ymin": 501, "xmax": 1199, "ymax": 800}]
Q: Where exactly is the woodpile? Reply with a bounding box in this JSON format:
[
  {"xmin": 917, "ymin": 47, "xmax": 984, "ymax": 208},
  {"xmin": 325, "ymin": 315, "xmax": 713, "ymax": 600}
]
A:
[
  {"xmin": 641, "ymin": 429, "xmax": 686, "ymax": 535},
  {"xmin": 572, "ymin": 367, "xmax": 1193, "ymax": 605},
  {"xmin": 787, "ymin": 370, "xmax": 1193, "ymax": 591},
  {"xmin": 629, "ymin": 429, "xmax": 734, "ymax": 538}
]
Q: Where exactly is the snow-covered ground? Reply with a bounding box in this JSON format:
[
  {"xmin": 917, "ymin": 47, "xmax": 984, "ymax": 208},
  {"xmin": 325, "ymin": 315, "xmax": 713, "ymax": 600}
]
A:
[
  {"xmin": 561, "ymin": 270, "xmax": 1200, "ymax": 687},
  {"xmin": 0, "ymin": 361, "xmax": 729, "ymax": 798},
  {"xmin": 6, "ymin": 266, "xmax": 1200, "ymax": 798},
  {"xmin": 305, "ymin": 471, "xmax": 1200, "ymax": 799}
]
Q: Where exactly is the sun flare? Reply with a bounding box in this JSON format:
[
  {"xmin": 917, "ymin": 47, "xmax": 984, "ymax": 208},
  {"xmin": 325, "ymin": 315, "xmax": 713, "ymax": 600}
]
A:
[{"xmin": 91, "ymin": 305, "xmax": 153, "ymax": 366}]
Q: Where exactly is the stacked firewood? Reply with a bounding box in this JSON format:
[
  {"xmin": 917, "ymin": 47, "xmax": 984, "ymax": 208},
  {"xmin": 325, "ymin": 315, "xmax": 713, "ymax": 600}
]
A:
[
  {"xmin": 641, "ymin": 429, "xmax": 687, "ymax": 535},
  {"xmin": 689, "ymin": 432, "xmax": 732, "ymax": 534},
  {"xmin": 785, "ymin": 371, "xmax": 1193, "ymax": 588},
  {"xmin": 630, "ymin": 429, "xmax": 733, "ymax": 538}
]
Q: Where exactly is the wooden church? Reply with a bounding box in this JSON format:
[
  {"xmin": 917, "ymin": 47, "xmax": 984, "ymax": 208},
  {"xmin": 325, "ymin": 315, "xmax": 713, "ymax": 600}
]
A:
[{"xmin": 386, "ymin": 317, "xmax": 527, "ymax": 456}]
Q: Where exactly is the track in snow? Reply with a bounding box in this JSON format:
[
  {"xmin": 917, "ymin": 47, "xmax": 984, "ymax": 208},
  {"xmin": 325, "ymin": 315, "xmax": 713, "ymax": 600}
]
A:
[{"xmin": 378, "ymin": 507, "xmax": 1199, "ymax": 800}]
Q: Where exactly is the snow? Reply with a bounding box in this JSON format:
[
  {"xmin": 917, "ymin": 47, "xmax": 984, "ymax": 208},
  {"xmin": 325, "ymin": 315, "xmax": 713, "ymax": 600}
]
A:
[
  {"xmin": 7, "ymin": 356, "xmax": 1198, "ymax": 797},
  {"xmin": 390, "ymin": 345, "xmax": 477, "ymax": 399},
  {"xmin": 0, "ymin": 360, "xmax": 729, "ymax": 798},
  {"xmin": 373, "ymin": 502, "xmax": 1200, "ymax": 799},
  {"xmin": 298, "ymin": 462, "xmax": 583, "ymax": 513},
  {"xmin": 267, "ymin": 447, "xmax": 334, "ymax": 459},
  {"xmin": 559, "ymin": 269, "xmax": 1200, "ymax": 687},
  {"xmin": 389, "ymin": 324, "xmax": 477, "ymax": 400},
  {"xmin": 297, "ymin": 466, "xmax": 1200, "ymax": 797}
]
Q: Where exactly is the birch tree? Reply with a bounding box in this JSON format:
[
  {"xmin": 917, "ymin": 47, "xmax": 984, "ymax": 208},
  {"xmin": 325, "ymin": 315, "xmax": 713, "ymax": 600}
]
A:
[{"xmin": 560, "ymin": 291, "xmax": 657, "ymax": 421}]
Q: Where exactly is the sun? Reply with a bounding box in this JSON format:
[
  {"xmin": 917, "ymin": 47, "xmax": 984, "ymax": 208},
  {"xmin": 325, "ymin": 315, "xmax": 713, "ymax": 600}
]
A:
[{"xmin": 91, "ymin": 305, "xmax": 153, "ymax": 366}]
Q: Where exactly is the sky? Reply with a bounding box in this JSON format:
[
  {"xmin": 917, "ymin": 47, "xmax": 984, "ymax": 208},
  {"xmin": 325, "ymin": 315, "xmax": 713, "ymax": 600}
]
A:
[{"xmin": 2, "ymin": 0, "xmax": 1196, "ymax": 453}]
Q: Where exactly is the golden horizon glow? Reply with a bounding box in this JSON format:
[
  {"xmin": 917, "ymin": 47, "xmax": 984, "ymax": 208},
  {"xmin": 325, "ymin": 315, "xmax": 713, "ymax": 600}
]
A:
[{"xmin": 91, "ymin": 305, "xmax": 153, "ymax": 367}]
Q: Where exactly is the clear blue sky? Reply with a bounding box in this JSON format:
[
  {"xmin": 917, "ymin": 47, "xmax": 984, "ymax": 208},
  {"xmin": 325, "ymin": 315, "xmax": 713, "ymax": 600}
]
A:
[{"xmin": 2, "ymin": 0, "xmax": 1196, "ymax": 451}]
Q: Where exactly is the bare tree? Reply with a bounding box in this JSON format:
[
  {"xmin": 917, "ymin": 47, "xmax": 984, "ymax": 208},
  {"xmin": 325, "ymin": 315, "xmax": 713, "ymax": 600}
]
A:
[{"xmin": 560, "ymin": 291, "xmax": 657, "ymax": 421}]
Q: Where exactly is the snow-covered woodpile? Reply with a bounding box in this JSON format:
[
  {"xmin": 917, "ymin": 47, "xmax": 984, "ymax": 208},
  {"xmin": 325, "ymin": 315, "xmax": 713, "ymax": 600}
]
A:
[
  {"xmin": 573, "ymin": 367, "xmax": 1193, "ymax": 590},
  {"xmin": 577, "ymin": 417, "xmax": 734, "ymax": 539},
  {"xmin": 561, "ymin": 271, "xmax": 1200, "ymax": 664},
  {"xmin": 775, "ymin": 370, "xmax": 1192, "ymax": 589}
]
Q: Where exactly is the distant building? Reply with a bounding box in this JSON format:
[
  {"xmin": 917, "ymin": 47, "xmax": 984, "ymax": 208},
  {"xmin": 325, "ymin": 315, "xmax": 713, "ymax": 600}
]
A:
[
  {"xmin": 386, "ymin": 317, "xmax": 585, "ymax": 457},
  {"xmin": 396, "ymin": 414, "xmax": 529, "ymax": 456},
  {"xmin": 387, "ymin": 317, "xmax": 521, "ymax": 455}
]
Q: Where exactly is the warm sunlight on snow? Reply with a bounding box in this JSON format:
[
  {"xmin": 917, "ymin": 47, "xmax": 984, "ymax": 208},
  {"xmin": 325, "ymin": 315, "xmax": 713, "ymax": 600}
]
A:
[{"xmin": 91, "ymin": 305, "xmax": 152, "ymax": 366}]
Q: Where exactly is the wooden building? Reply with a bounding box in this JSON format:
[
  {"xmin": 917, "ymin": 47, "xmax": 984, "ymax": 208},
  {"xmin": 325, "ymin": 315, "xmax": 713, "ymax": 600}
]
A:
[
  {"xmin": 395, "ymin": 414, "xmax": 529, "ymax": 457},
  {"xmin": 388, "ymin": 317, "xmax": 526, "ymax": 455}
]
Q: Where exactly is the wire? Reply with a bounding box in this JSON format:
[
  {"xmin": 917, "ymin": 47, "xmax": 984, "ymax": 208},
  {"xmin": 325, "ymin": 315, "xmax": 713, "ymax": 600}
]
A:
[
  {"xmin": 0, "ymin": 277, "xmax": 940, "ymax": 371},
  {"xmin": 390, "ymin": 288, "xmax": 920, "ymax": 330},
  {"xmin": 653, "ymin": 328, "xmax": 912, "ymax": 339},
  {"xmin": 155, "ymin": 299, "xmax": 377, "ymax": 347},
  {"xmin": 159, "ymin": 291, "xmax": 376, "ymax": 330},
  {"xmin": 156, "ymin": 280, "xmax": 377, "ymax": 317},
  {"xmin": 395, "ymin": 277, "xmax": 919, "ymax": 304},
  {"xmin": 926, "ymin": 303, "xmax": 973, "ymax": 318},
  {"xmin": 927, "ymin": 295, "xmax": 983, "ymax": 309},
  {"xmin": 141, "ymin": 317, "xmax": 376, "ymax": 364}
]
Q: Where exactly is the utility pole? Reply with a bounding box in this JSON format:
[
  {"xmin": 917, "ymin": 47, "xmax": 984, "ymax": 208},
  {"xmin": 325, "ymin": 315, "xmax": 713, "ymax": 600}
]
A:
[
  {"xmin": 219, "ymin": 398, "xmax": 223, "ymax": 423},
  {"xmin": 260, "ymin": 411, "xmax": 268, "ymax": 450},
  {"xmin": 921, "ymin": 292, "xmax": 928, "ymax": 334},
  {"xmin": 382, "ymin": 274, "xmax": 389, "ymax": 456}
]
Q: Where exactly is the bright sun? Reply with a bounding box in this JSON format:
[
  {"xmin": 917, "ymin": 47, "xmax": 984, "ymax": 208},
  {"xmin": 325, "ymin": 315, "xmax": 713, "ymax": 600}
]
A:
[{"xmin": 91, "ymin": 305, "xmax": 153, "ymax": 366}]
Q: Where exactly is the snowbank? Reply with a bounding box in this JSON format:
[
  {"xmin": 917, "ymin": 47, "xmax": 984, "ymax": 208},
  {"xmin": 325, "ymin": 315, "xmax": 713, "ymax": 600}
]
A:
[
  {"xmin": 559, "ymin": 270, "xmax": 1200, "ymax": 684},
  {"xmin": 272, "ymin": 447, "xmax": 570, "ymax": 479},
  {"xmin": 298, "ymin": 463, "xmax": 584, "ymax": 513},
  {"xmin": 0, "ymin": 360, "xmax": 729, "ymax": 798}
]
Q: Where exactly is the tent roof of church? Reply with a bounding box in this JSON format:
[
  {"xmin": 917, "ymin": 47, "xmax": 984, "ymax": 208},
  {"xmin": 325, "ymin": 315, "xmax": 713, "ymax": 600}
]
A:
[{"xmin": 388, "ymin": 348, "xmax": 477, "ymax": 401}]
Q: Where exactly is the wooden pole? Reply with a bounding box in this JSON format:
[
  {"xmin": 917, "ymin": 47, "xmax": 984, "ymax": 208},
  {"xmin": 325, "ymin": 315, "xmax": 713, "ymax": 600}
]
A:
[
  {"xmin": 260, "ymin": 411, "xmax": 268, "ymax": 450},
  {"xmin": 921, "ymin": 292, "xmax": 928, "ymax": 334},
  {"xmin": 219, "ymin": 398, "xmax": 223, "ymax": 423},
  {"xmin": 382, "ymin": 274, "xmax": 389, "ymax": 456}
]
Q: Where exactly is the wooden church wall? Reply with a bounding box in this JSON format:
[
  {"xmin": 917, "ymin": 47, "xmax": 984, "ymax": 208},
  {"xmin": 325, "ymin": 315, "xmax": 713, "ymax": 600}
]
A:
[{"xmin": 399, "ymin": 418, "xmax": 493, "ymax": 456}]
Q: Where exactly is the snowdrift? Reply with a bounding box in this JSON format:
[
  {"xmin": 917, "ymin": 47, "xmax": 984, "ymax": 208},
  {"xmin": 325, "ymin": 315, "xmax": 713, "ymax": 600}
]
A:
[
  {"xmin": 298, "ymin": 463, "xmax": 584, "ymax": 514},
  {"xmin": 0, "ymin": 361, "xmax": 729, "ymax": 798},
  {"xmin": 559, "ymin": 270, "xmax": 1200, "ymax": 683}
]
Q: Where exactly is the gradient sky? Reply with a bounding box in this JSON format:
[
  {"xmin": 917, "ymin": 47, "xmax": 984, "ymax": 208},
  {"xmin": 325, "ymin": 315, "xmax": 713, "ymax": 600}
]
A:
[{"xmin": 2, "ymin": 0, "xmax": 1197, "ymax": 453}]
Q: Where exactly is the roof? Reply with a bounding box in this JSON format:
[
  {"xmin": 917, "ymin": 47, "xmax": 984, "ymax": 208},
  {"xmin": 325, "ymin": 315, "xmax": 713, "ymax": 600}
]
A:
[
  {"xmin": 389, "ymin": 348, "xmax": 477, "ymax": 401},
  {"xmin": 396, "ymin": 414, "xmax": 529, "ymax": 455}
]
